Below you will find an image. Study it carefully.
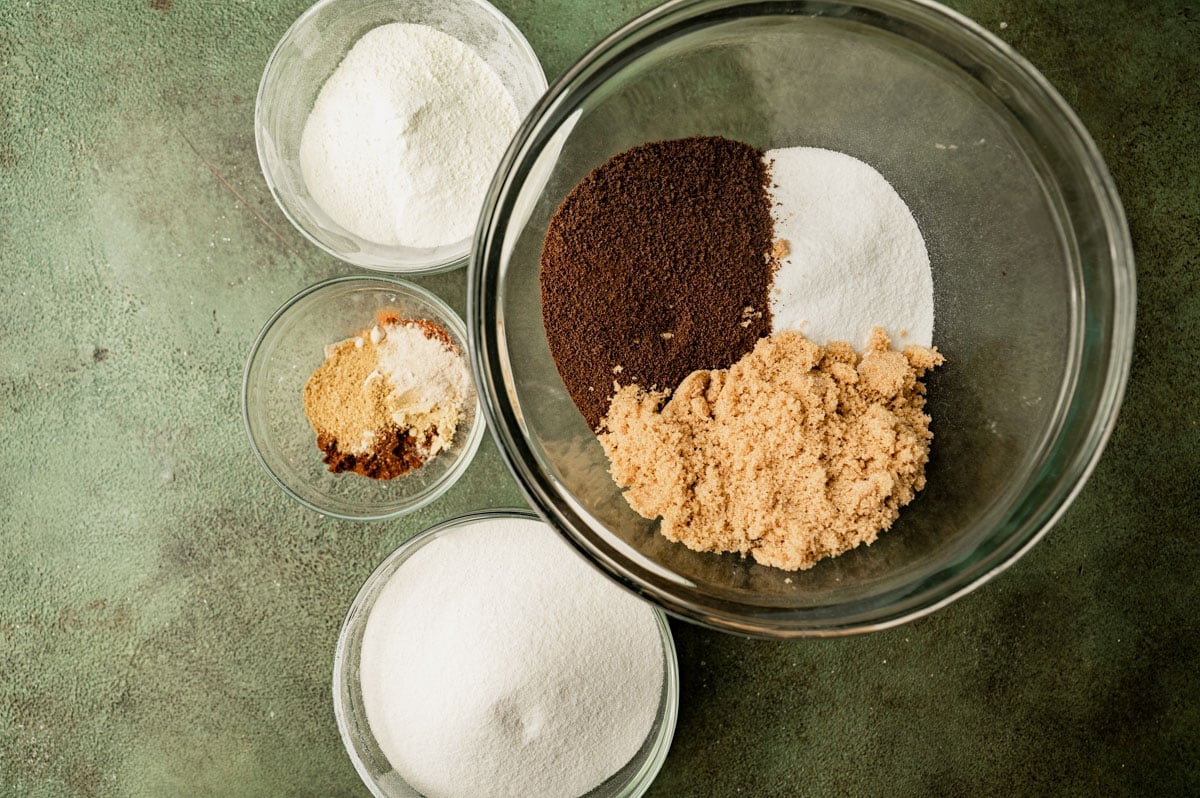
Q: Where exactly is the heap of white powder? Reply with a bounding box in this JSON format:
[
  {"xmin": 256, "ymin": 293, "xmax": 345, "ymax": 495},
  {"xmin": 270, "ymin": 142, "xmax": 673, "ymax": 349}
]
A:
[
  {"xmin": 359, "ymin": 516, "xmax": 665, "ymax": 798},
  {"xmin": 299, "ymin": 23, "xmax": 520, "ymax": 249},
  {"xmin": 369, "ymin": 321, "xmax": 470, "ymax": 458},
  {"xmin": 766, "ymin": 147, "xmax": 934, "ymax": 348}
]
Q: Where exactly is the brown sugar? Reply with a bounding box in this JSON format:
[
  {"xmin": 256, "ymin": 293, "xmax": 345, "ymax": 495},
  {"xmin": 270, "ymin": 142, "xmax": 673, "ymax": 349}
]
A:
[{"xmin": 599, "ymin": 328, "xmax": 944, "ymax": 571}]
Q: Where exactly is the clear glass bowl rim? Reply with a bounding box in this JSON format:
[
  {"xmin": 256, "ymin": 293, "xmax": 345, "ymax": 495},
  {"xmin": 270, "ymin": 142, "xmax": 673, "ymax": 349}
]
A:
[
  {"xmin": 241, "ymin": 274, "xmax": 485, "ymax": 521},
  {"xmin": 467, "ymin": 0, "xmax": 1137, "ymax": 638},
  {"xmin": 331, "ymin": 508, "xmax": 681, "ymax": 798}
]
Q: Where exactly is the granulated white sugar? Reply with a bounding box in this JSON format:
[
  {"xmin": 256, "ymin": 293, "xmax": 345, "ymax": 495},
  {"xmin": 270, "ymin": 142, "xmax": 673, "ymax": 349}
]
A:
[
  {"xmin": 358, "ymin": 516, "xmax": 664, "ymax": 798},
  {"xmin": 766, "ymin": 147, "xmax": 934, "ymax": 348},
  {"xmin": 299, "ymin": 23, "xmax": 520, "ymax": 249}
]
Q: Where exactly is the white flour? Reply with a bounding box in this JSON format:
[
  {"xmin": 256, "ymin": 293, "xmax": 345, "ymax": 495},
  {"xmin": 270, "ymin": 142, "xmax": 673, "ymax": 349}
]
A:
[
  {"xmin": 300, "ymin": 23, "xmax": 519, "ymax": 249},
  {"xmin": 766, "ymin": 147, "xmax": 934, "ymax": 348},
  {"xmin": 359, "ymin": 517, "xmax": 664, "ymax": 798}
]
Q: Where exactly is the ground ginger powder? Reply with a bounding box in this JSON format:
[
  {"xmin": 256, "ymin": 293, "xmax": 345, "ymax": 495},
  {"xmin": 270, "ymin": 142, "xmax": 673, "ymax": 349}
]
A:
[{"xmin": 599, "ymin": 328, "xmax": 943, "ymax": 571}]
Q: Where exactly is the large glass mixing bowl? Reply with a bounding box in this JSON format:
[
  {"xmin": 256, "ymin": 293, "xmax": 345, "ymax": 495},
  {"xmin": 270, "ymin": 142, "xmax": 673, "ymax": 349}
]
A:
[{"xmin": 469, "ymin": 0, "xmax": 1135, "ymax": 637}]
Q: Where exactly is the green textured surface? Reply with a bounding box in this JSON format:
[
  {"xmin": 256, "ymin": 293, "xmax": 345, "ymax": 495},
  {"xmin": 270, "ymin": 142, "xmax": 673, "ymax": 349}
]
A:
[{"xmin": 1, "ymin": 0, "xmax": 1197, "ymax": 796}]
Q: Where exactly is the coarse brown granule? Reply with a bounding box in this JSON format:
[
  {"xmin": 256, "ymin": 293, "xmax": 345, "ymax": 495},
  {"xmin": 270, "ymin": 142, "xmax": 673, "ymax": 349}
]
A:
[
  {"xmin": 540, "ymin": 136, "xmax": 777, "ymax": 430},
  {"xmin": 599, "ymin": 328, "xmax": 944, "ymax": 571},
  {"xmin": 316, "ymin": 427, "xmax": 435, "ymax": 480}
]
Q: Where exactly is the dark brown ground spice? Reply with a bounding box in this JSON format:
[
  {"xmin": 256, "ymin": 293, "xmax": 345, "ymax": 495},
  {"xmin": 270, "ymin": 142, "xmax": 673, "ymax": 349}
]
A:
[
  {"xmin": 316, "ymin": 427, "xmax": 435, "ymax": 480},
  {"xmin": 540, "ymin": 136, "xmax": 776, "ymax": 429}
]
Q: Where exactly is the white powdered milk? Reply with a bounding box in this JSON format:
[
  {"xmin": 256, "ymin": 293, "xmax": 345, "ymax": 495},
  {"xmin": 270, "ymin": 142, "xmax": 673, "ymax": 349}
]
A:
[
  {"xmin": 359, "ymin": 517, "xmax": 664, "ymax": 798},
  {"xmin": 300, "ymin": 23, "xmax": 519, "ymax": 248},
  {"xmin": 767, "ymin": 147, "xmax": 934, "ymax": 348}
]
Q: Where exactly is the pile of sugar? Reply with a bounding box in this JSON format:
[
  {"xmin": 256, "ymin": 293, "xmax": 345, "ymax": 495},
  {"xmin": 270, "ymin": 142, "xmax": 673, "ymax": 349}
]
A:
[
  {"xmin": 299, "ymin": 23, "xmax": 520, "ymax": 248},
  {"xmin": 359, "ymin": 517, "xmax": 664, "ymax": 798},
  {"xmin": 766, "ymin": 146, "xmax": 934, "ymax": 349},
  {"xmin": 601, "ymin": 329, "xmax": 943, "ymax": 571}
]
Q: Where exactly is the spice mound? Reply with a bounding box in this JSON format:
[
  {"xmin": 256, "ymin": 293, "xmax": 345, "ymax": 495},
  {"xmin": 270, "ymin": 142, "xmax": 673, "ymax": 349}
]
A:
[
  {"xmin": 600, "ymin": 329, "xmax": 943, "ymax": 571},
  {"xmin": 303, "ymin": 312, "xmax": 470, "ymax": 480}
]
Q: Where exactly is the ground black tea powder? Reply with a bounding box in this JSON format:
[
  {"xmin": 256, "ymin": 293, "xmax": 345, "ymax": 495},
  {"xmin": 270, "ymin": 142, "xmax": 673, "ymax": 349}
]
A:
[{"xmin": 540, "ymin": 136, "xmax": 776, "ymax": 429}]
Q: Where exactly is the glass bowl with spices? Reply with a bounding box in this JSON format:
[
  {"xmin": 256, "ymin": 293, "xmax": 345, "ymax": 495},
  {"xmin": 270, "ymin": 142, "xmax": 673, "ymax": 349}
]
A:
[
  {"xmin": 255, "ymin": 0, "xmax": 547, "ymax": 274},
  {"xmin": 333, "ymin": 510, "xmax": 679, "ymax": 798},
  {"xmin": 468, "ymin": 0, "xmax": 1135, "ymax": 636},
  {"xmin": 243, "ymin": 275, "xmax": 484, "ymax": 520}
]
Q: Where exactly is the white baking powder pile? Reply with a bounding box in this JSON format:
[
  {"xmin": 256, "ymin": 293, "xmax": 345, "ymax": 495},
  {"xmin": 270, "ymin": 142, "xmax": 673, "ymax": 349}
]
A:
[
  {"xmin": 299, "ymin": 23, "xmax": 520, "ymax": 248},
  {"xmin": 370, "ymin": 322, "xmax": 470, "ymax": 458},
  {"xmin": 766, "ymin": 147, "xmax": 934, "ymax": 348},
  {"xmin": 359, "ymin": 517, "xmax": 664, "ymax": 798}
]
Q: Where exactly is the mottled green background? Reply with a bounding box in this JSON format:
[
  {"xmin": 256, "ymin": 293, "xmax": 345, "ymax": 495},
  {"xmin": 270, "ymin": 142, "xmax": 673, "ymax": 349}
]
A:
[{"xmin": 1, "ymin": 0, "xmax": 1197, "ymax": 796}]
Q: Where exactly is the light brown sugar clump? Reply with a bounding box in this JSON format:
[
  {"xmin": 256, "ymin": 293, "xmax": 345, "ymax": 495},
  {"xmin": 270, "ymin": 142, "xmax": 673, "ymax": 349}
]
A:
[{"xmin": 599, "ymin": 328, "xmax": 944, "ymax": 571}]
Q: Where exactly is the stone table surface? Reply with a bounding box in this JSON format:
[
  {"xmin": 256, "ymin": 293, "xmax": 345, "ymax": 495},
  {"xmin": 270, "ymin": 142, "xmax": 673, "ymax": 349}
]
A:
[{"xmin": 1, "ymin": 0, "xmax": 1197, "ymax": 796}]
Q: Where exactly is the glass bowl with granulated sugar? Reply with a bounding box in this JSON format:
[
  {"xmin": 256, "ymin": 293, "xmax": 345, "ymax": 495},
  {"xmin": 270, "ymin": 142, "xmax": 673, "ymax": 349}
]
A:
[
  {"xmin": 243, "ymin": 275, "xmax": 484, "ymax": 520},
  {"xmin": 256, "ymin": 0, "xmax": 546, "ymax": 273},
  {"xmin": 469, "ymin": 0, "xmax": 1135, "ymax": 637}
]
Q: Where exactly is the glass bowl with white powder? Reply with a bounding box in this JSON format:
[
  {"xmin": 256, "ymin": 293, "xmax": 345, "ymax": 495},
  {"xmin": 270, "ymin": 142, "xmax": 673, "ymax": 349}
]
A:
[
  {"xmin": 333, "ymin": 510, "xmax": 679, "ymax": 798},
  {"xmin": 256, "ymin": 0, "xmax": 547, "ymax": 273},
  {"xmin": 469, "ymin": 0, "xmax": 1135, "ymax": 636},
  {"xmin": 242, "ymin": 275, "xmax": 485, "ymax": 520}
]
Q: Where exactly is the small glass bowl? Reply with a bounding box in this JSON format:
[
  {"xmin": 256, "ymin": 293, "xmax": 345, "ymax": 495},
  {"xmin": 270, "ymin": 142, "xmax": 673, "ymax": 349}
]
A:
[
  {"xmin": 333, "ymin": 510, "xmax": 680, "ymax": 798},
  {"xmin": 242, "ymin": 275, "xmax": 484, "ymax": 520},
  {"xmin": 255, "ymin": 0, "xmax": 547, "ymax": 273}
]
